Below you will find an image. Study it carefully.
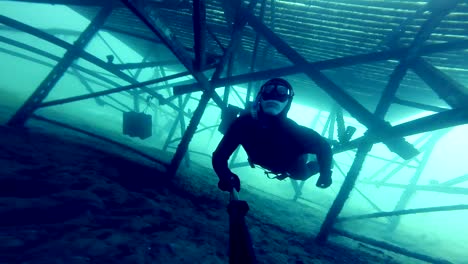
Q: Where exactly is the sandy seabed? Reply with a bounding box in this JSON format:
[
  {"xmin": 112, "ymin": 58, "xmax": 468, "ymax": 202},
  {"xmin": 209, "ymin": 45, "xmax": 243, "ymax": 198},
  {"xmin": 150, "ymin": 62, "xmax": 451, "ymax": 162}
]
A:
[{"xmin": 0, "ymin": 124, "xmax": 419, "ymax": 264}]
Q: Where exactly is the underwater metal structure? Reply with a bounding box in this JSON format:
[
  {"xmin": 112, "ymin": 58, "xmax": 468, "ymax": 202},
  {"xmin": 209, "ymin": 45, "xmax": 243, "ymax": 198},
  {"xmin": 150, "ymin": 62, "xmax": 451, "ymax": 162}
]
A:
[{"xmin": 1, "ymin": 0, "xmax": 468, "ymax": 263}]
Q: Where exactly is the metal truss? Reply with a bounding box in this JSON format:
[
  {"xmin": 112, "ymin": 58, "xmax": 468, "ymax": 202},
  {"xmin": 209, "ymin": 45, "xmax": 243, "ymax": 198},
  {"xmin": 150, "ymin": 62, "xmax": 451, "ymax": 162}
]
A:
[
  {"xmin": 1, "ymin": 1, "xmax": 467, "ymax": 262},
  {"xmin": 0, "ymin": 3, "xmax": 212, "ymax": 169}
]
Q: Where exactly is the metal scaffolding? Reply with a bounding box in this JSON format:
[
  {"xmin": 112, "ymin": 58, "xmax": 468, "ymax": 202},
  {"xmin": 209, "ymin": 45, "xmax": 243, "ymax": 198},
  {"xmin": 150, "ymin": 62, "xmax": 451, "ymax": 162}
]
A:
[{"xmin": 1, "ymin": 0, "xmax": 467, "ymax": 263}]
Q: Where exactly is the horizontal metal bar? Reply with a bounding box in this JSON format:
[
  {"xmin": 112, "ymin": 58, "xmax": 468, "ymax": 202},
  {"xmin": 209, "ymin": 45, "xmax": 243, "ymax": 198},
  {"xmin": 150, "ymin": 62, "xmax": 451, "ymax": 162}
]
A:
[
  {"xmin": 338, "ymin": 204, "xmax": 468, "ymax": 222},
  {"xmin": 439, "ymin": 174, "xmax": 468, "ymax": 186},
  {"xmin": 358, "ymin": 180, "xmax": 468, "ymax": 195},
  {"xmin": 173, "ymin": 39, "xmax": 468, "ymax": 95},
  {"xmin": 333, "ymin": 107, "xmax": 468, "ymax": 153},
  {"xmin": 113, "ymin": 60, "xmax": 181, "ymax": 70},
  {"xmin": 393, "ymin": 97, "xmax": 450, "ymax": 112},
  {"xmin": 39, "ymin": 71, "xmax": 191, "ymax": 107}
]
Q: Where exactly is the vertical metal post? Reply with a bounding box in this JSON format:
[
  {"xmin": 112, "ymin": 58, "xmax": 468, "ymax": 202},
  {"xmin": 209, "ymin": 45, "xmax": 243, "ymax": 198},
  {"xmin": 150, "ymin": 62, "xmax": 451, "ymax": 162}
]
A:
[
  {"xmin": 224, "ymin": 55, "xmax": 234, "ymax": 104},
  {"xmin": 178, "ymin": 95, "xmax": 191, "ymax": 167},
  {"xmin": 315, "ymin": 142, "xmax": 373, "ymax": 243},
  {"xmin": 246, "ymin": 0, "xmax": 267, "ymax": 102},
  {"xmin": 193, "ymin": 0, "xmax": 206, "ymax": 71},
  {"xmin": 167, "ymin": 91, "xmax": 212, "ymax": 175}
]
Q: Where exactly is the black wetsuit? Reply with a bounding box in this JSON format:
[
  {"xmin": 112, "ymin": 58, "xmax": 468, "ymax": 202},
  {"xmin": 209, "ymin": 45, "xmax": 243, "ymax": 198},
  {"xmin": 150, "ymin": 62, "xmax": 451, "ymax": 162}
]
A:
[{"xmin": 212, "ymin": 112, "xmax": 333, "ymax": 183}]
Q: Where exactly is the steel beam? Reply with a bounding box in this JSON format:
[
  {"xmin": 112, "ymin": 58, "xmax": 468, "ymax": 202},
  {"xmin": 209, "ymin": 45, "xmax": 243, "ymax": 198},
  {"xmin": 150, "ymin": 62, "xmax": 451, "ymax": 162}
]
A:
[
  {"xmin": 333, "ymin": 106, "xmax": 468, "ymax": 154},
  {"xmin": 393, "ymin": 97, "xmax": 449, "ymax": 113},
  {"xmin": 39, "ymin": 71, "xmax": 190, "ymax": 108},
  {"xmin": 316, "ymin": 142, "xmax": 373, "ymax": 243},
  {"xmin": 374, "ymin": 3, "xmax": 458, "ymax": 119},
  {"xmin": 381, "ymin": 2, "xmax": 428, "ymax": 48},
  {"xmin": 332, "ymin": 162, "xmax": 383, "ymax": 213},
  {"xmin": 358, "ymin": 181, "xmax": 468, "ymax": 196},
  {"xmin": 338, "ymin": 204, "xmax": 468, "ymax": 223},
  {"xmin": 411, "ymin": 58, "xmax": 468, "ymax": 108},
  {"xmin": 440, "ymin": 174, "xmax": 468, "ymax": 186},
  {"xmin": 7, "ymin": 5, "xmax": 113, "ymax": 127},
  {"xmin": 113, "ymin": 60, "xmax": 181, "ymax": 70},
  {"xmin": 335, "ymin": 108, "xmax": 346, "ymax": 142},
  {"xmin": 206, "ymin": 24, "xmax": 225, "ymax": 53},
  {"xmin": 223, "ymin": 56, "xmax": 234, "ymax": 105},
  {"xmin": 209, "ymin": 0, "xmax": 259, "ymax": 83},
  {"xmin": 101, "ymin": 25, "xmax": 160, "ymax": 43},
  {"xmin": 193, "ymin": 0, "xmax": 206, "ymax": 71},
  {"xmin": 320, "ymin": 111, "xmax": 333, "ymax": 137},
  {"xmin": 172, "ymin": 40, "xmax": 468, "ymax": 96},
  {"xmin": 246, "ymin": 0, "xmax": 267, "ymax": 102},
  {"xmin": 178, "ymin": 95, "xmax": 191, "ymax": 168}
]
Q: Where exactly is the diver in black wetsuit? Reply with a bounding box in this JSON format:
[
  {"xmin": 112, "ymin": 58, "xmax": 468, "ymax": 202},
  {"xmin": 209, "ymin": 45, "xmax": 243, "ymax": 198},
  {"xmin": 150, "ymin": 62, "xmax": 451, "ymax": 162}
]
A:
[{"xmin": 212, "ymin": 78, "xmax": 333, "ymax": 192}]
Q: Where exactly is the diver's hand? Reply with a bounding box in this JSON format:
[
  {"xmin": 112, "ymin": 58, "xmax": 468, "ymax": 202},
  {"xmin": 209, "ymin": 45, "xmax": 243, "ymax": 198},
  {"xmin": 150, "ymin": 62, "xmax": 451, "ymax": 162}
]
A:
[
  {"xmin": 316, "ymin": 170, "xmax": 332, "ymax": 189},
  {"xmin": 218, "ymin": 174, "xmax": 241, "ymax": 192},
  {"xmin": 316, "ymin": 177, "xmax": 332, "ymax": 188}
]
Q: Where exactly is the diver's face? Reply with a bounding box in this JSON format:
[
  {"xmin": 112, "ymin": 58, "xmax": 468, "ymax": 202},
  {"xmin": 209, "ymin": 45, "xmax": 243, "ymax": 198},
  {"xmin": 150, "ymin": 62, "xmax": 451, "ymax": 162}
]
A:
[
  {"xmin": 260, "ymin": 98, "xmax": 288, "ymax": 115},
  {"xmin": 259, "ymin": 82, "xmax": 291, "ymax": 115}
]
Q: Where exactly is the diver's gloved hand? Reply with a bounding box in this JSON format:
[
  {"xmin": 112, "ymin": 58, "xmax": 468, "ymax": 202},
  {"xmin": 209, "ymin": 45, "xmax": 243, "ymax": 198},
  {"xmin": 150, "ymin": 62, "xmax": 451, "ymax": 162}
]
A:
[
  {"xmin": 218, "ymin": 174, "xmax": 241, "ymax": 192},
  {"xmin": 316, "ymin": 170, "xmax": 332, "ymax": 189}
]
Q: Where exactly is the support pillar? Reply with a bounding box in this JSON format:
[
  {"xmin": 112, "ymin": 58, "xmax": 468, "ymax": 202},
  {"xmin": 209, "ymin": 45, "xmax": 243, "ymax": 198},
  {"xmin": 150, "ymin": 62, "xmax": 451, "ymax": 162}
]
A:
[{"xmin": 315, "ymin": 142, "xmax": 373, "ymax": 243}]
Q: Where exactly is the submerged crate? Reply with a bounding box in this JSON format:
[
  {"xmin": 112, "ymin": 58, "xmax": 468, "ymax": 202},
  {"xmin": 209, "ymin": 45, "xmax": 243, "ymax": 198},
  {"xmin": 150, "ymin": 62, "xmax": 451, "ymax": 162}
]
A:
[{"xmin": 123, "ymin": 111, "xmax": 152, "ymax": 139}]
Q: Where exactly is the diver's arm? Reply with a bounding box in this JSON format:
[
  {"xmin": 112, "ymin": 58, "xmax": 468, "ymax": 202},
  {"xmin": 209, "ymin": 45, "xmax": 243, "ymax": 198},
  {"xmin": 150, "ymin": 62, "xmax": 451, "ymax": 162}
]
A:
[
  {"xmin": 314, "ymin": 137, "xmax": 333, "ymax": 188},
  {"xmin": 302, "ymin": 128, "xmax": 333, "ymax": 188},
  {"xmin": 212, "ymin": 118, "xmax": 242, "ymax": 187},
  {"xmin": 315, "ymin": 135, "xmax": 333, "ymax": 176}
]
